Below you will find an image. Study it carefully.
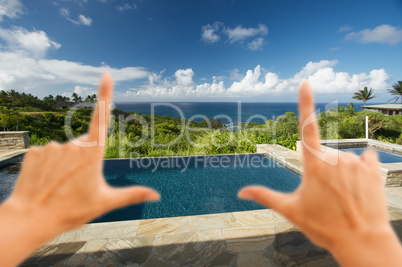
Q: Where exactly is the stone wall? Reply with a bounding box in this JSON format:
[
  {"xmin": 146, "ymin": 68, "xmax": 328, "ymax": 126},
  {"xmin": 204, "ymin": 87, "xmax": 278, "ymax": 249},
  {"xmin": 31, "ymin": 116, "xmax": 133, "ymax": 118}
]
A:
[
  {"xmin": 0, "ymin": 131, "xmax": 30, "ymax": 151},
  {"xmin": 385, "ymin": 171, "xmax": 402, "ymax": 187}
]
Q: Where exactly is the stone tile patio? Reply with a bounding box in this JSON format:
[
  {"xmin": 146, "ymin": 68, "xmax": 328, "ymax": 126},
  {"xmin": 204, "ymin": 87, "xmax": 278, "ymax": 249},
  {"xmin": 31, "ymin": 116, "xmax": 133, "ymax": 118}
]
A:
[{"xmin": 20, "ymin": 198, "xmax": 402, "ymax": 266}]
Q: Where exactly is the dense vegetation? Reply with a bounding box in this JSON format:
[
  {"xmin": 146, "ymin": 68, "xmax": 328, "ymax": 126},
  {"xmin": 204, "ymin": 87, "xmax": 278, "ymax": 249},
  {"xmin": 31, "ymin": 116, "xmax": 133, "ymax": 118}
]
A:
[{"xmin": 1, "ymin": 89, "xmax": 401, "ymax": 158}]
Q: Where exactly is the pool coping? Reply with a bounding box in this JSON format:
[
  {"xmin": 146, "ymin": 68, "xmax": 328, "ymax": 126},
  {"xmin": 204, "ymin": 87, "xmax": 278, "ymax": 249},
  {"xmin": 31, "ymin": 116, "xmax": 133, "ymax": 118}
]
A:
[
  {"xmin": 0, "ymin": 149, "xmax": 28, "ymax": 170},
  {"xmin": 105, "ymin": 152, "xmax": 258, "ymax": 160},
  {"xmin": 48, "ymin": 209, "xmax": 288, "ymax": 244},
  {"xmin": 26, "ymin": 189, "xmax": 402, "ymax": 266}
]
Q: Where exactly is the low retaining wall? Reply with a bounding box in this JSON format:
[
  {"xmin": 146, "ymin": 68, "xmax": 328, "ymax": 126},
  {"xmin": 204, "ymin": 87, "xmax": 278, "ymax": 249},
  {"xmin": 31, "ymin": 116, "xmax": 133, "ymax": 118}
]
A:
[{"xmin": 0, "ymin": 131, "xmax": 29, "ymax": 151}]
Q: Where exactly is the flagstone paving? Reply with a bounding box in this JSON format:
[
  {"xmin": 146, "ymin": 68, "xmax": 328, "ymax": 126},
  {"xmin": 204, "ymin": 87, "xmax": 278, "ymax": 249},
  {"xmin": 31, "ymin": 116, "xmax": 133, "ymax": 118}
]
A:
[{"xmin": 20, "ymin": 198, "xmax": 402, "ymax": 266}]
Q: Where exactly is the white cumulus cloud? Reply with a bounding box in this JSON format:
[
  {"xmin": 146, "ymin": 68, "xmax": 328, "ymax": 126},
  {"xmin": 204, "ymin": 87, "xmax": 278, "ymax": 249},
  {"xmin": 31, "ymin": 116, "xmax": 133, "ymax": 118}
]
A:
[
  {"xmin": 0, "ymin": 51, "xmax": 149, "ymax": 95},
  {"xmin": 60, "ymin": 8, "xmax": 93, "ymax": 26},
  {"xmin": 77, "ymin": 14, "xmax": 92, "ymax": 26},
  {"xmin": 201, "ymin": 23, "xmax": 221, "ymax": 43},
  {"xmin": 344, "ymin": 24, "xmax": 402, "ymax": 45},
  {"xmin": 0, "ymin": 0, "xmax": 23, "ymax": 21},
  {"xmin": 224, "ymin": 24, "xmax": 268, "ymax": 43},
  {"xmin": 74, "ymin": 85, "xmax": 97, "ymax": 96},
  {"xmin": 229, "ymin": 68, "xmax": 243, "ymax": 80},
  {"xmin": 247, "ymin": 38, "xmax": 264, "ymax": 51},
  {"xmin": 0, "ymin": 25, "xmax": 149, "ymax": 96},
  {"xmin": 175, "ymin": 69, "xmax": 194, "ymax": 87},
  {"xmin": 0, "ymin": 26, "xmax": 61, "ymax": 58},
  {"xmin": 59, "ymin": 7, "xmax": 70, "ymax": 17},
  {"xmin": 123, "ymin": 60, "xmax": 389, "ymax": 99},
  {"xmin": 201, "ymin": 22, "xmax": 268, "ymax": 50},
  {"xmin": 38, "ymin": 60, "xmax": 148, "ymax": 85}
]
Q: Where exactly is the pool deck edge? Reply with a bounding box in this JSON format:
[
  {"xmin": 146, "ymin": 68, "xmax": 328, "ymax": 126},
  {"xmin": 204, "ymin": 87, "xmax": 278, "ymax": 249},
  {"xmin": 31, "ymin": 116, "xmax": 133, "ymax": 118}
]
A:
[
  {"xmin": 0, "ymin": 149, "xmax": 27, "ymax": 170},
  {"xmin": 25, "ymin": 191, "xmax": 402, "ymax": 266}
]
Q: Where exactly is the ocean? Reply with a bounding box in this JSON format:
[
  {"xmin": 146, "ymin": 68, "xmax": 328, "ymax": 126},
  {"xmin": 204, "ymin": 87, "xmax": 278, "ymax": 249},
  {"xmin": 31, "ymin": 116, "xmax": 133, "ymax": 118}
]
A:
[{"xmin": 115, "ymin": 102, "xmax": 363, "ymax": 126}]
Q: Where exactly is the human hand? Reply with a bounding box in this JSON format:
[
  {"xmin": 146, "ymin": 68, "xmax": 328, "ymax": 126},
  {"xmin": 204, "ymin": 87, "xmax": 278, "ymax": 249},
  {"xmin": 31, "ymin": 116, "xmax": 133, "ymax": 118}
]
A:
[
  {"xmin": 239, "ymin": 82, "xmax": 401, "ymax": 266},
  {"xmin": 2, "ymin": 74, "xmax": 159, "ymax": 240}
]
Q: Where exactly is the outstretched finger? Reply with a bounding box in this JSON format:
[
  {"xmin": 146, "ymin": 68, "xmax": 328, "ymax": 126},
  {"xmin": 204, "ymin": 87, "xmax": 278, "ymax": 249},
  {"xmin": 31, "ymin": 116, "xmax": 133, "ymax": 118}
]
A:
[
  {"xmin": 360, "ymin": 149, "xmax": 383, "ymax": 182},
  {"xmin": 238, "ymin": 186, "xmax": 292, "ymax": 217},
  {"xmin": 104, "ymin": 186, "xmax": 160, "ymax": 211},
  {"xmin": 88, "ymin": 73, "xmax": 113, "ymax": 148},
  {"xmin": 298, "ymin": 81, "xmax": 321, "ymax": 167},
  {"xmin": 360, "ymin": 149, "xmax": 378, "ymax": 165}
]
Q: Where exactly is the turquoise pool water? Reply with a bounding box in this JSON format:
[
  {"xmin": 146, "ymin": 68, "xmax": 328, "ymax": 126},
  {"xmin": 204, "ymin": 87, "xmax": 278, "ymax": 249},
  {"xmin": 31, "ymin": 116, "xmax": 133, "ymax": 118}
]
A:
[
  {"xmin": 93, "ymin": 154, "xmax": 301, "ymax": 223},
  {"xmin": 341, "ymin": 148, "xmax": 402, "ymax": 164}
]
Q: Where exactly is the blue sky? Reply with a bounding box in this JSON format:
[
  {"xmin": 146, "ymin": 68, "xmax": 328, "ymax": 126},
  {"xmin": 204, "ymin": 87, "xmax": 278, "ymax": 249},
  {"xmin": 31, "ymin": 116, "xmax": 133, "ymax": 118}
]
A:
[{"xmin": 0, "ymin": 0, "xmax": 401, "ymax": 103}]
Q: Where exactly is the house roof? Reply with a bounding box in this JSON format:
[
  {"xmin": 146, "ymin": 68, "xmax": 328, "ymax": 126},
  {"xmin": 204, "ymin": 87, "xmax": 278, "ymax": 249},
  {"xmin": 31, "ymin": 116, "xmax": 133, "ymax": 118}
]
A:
[
  {"xmin": 364, "ymin": 104, "xmax": 402, "ymax": 110},
  {"xmin": 74, "ymin": 102, "xmax": 95, "ymax": 108}
]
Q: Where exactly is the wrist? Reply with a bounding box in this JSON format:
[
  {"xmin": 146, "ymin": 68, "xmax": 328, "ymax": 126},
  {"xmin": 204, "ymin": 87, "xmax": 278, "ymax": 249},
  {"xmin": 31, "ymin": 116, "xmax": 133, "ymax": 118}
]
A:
[
  {"xmin": 330, "ymin": 225, "xmax": 402, "ymax": 267},
  {"xmin": 0, "ymin": 197, "xmax": 60, "ymax": 246}
]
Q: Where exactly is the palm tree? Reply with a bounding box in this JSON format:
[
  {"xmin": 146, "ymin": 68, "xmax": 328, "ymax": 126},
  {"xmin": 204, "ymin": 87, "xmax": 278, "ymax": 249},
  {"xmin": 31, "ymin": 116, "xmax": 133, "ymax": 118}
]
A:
[
  {"xmin": 71, "ymin": 92, "xmax": 82, "ymax": 102},
  {"xmin": 352, "ymin": 87, "xmax": 377, "ymax": 107},
  {"xmin": 388, "ymin": 81, "xmax": 402, "ymax": 104}
]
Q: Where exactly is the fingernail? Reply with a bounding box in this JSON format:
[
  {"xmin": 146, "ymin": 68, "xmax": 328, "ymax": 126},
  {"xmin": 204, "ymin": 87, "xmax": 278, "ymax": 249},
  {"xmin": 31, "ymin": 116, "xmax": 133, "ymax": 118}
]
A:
[
  {"xmin": 238, "ymin": 191, "xmax": 252, "ymax": 200},
  {"xmin": 144, "ymin": 192, "xmax": 160, "ymax": 202}
]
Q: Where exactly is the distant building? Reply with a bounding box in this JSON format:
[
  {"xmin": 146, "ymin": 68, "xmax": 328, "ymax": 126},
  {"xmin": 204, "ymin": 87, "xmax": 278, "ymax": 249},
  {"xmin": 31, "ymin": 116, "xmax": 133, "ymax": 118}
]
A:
[
  {"xmin": 52, "ymin": 101, "xmax": 95, "ymax": 109},
  {"xmin": 363, "ymin": 104, "xmax": 402, "ymax": 116},
  {"xmin": 74, "ymin": 102, "xmax": 95, "ymax": 109}
]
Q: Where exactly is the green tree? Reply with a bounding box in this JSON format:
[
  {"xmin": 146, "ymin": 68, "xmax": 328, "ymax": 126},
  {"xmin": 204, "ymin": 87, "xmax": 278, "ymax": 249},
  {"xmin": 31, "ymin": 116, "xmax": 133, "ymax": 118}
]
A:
[
  {"xmin": 43, "ymin": 95, "xmax": 54, "ymax": 102},
  {"xmin": 72, "ymin": 93, "xmax": 82, "ymax": 102},
  {"xmin": 359, "ymin": 111, "xmax": 394, "ymax": 139},
  {"xmin": 84, "ymin": 94, "xmax": 97, "ymax": 102},
  {"xmin": 352, "ymin": 87, "xmax": 377, "ymax": 107},
  {"xmin": 388, "ymin": 81, "xmax": 402, "ymax": 104},
  {"xmin": 346, "ymin": 103, "xmax": 356, "ymax": 115},
  {"xmin": 55, "ymin": 95, "xmax": 70, "ymax": 102},
  {"xmin": 0, "ymin": 108, "xmax": 21, "ymax": 131}
]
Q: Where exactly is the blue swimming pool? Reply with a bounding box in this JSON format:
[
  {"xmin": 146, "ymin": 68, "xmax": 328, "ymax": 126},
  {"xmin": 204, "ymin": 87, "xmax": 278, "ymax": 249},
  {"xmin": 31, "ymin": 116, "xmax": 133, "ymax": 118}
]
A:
[
  {"xmin": 93, "ymin": 154, "xmax": 301, "ymax": 223},
  {"xmin": 341, "ymin": 148, "xmax": 402, "ymax": 164}
]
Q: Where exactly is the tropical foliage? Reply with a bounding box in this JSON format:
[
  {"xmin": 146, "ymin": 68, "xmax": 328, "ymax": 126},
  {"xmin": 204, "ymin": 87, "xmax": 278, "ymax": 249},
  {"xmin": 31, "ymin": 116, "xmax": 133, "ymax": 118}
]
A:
[
  {"xmin": 388, "ymin": 81, "xmax": 402, "ymax": 104},
  {"xmin": 352, "ymin": 87, "xmax": 377, "ymax": 106},
  {"xmin": 1, "ymin": 90, "xmax": 401, "ymax": 157}
]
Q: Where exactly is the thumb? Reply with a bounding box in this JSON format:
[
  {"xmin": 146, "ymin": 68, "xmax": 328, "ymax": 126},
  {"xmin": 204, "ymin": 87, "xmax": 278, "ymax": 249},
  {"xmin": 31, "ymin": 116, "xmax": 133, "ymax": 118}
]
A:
[
  {"xmin": 238, "ymin": 186, "xmax": 292, "ymax": 216},
  {"xmin": 104, "ymin": 185, "xmax": 160, "ymax": 211}
]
